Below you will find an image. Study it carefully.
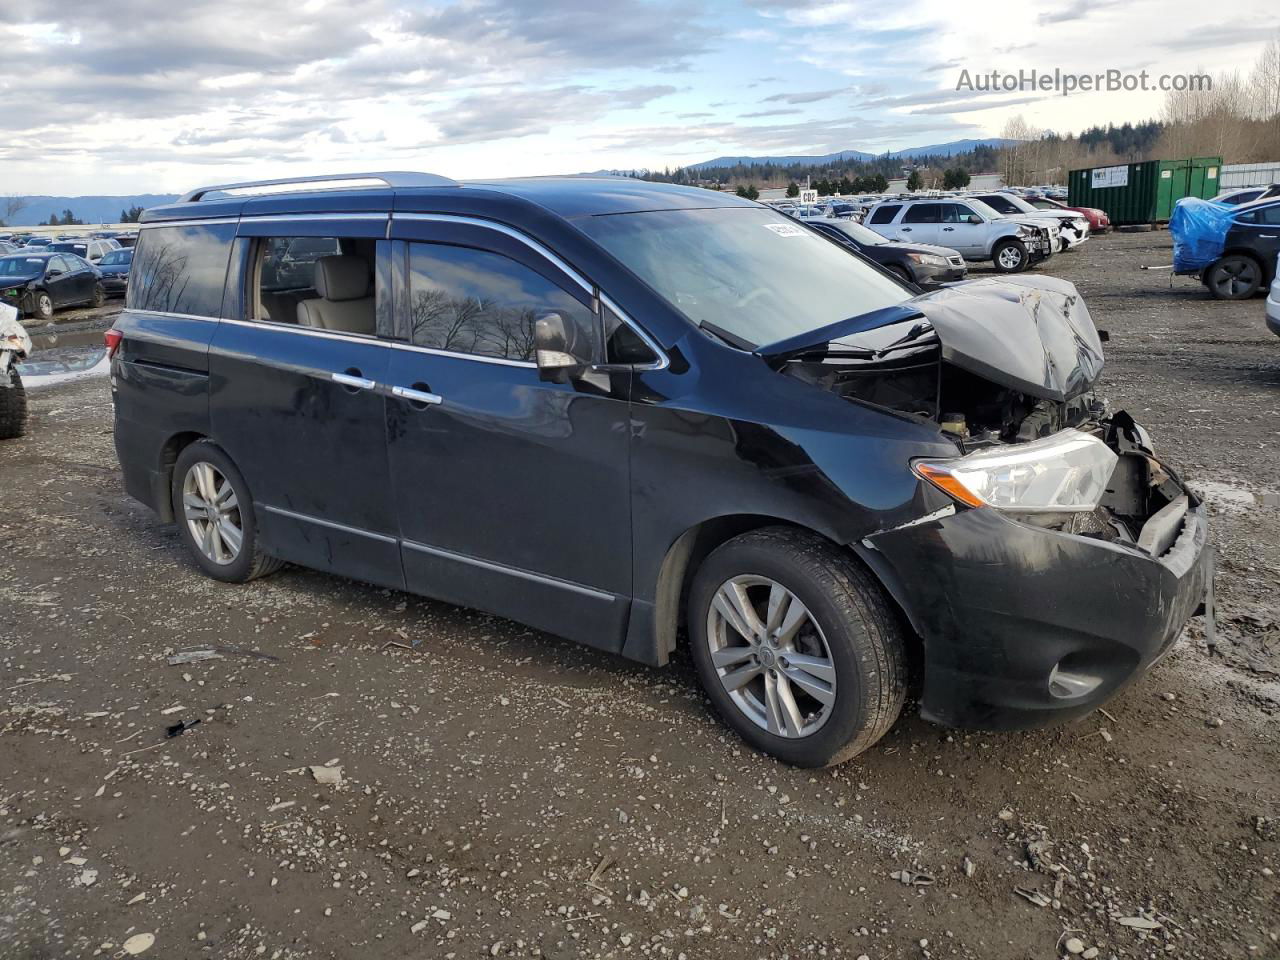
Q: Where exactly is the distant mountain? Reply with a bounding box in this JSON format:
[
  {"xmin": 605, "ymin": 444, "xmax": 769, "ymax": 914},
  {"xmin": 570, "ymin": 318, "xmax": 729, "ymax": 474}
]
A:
[
  {"xmin": 691, "ymin": 149, "xmax": 876, "ymax": 170},
  {"xmin": 688, "ymin": 139, "xmax": 1017, "ymax": 170},
  {"xmin": 2, "ymin": 195, "xmax": 179, "ymax": 227}
]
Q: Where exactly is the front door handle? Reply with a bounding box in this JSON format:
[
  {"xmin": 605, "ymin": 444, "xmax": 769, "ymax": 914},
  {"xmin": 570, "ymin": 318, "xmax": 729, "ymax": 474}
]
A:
[
  {"xmin": 332, "ymin": 371, "xmax": 377, "ymax": 390},
  {"xmin": 901, "ymin": 227, "xmax": 912, "ymax": 232},
  {"xmin": 942, "ymin": 226, "xmax": 955, "ymax": 231},
  {"xmin": 392, "ymin": 385, "xmax": 443, "ymax": 406}
]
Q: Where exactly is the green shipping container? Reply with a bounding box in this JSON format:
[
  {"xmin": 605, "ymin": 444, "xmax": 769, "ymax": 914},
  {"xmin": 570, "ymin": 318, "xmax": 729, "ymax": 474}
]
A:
[{"xmin": 1067, "ymin": 157, "xmax": 1221, "ymax": 225}]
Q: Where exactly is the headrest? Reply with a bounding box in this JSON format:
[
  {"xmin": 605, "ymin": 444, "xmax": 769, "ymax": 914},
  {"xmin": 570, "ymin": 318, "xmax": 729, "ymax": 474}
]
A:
[{"xmin": 314, "ymin": 255, "xmax": 370, "ymax": 302}]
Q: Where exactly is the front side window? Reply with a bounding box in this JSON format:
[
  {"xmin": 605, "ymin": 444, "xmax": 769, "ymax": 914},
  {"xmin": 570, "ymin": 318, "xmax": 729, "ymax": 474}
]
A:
[
  {"xmin": 407, "ymin": 243, "xmax": 597, "ymax": 363},
  {"xmin": 128, "ymin": 222, "xmax": 236, "ymax": 317}
]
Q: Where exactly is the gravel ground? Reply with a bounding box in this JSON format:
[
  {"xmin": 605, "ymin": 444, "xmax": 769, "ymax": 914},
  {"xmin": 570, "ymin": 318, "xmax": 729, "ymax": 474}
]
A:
[{"xmin": 0, "ymin": 232, "xmax": 1277, "ymax": 960}]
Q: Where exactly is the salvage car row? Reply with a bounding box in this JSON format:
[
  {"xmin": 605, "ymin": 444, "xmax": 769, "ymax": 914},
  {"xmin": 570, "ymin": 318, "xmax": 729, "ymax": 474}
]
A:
[{"xmin": 0, "ymin": 245, "xmax": 133, "ymax": 319}]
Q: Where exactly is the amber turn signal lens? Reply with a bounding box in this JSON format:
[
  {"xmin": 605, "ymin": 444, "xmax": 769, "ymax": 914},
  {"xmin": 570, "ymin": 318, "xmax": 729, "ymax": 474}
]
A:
[{"xmin": 911, "ymin": 462, "xmax": 986, "ymax": 509}]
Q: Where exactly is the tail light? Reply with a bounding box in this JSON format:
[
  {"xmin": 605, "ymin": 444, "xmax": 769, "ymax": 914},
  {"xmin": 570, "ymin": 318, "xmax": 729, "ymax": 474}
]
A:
[{"xmin": 104, "ymin": 328, "xmax": 122, "ymax": 358}]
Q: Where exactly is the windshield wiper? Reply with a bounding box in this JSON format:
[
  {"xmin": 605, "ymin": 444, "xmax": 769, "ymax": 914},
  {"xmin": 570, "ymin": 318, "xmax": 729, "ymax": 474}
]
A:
[{"xmin": 699, "ymin": 320, "xmax": 755, "ymax": 351}]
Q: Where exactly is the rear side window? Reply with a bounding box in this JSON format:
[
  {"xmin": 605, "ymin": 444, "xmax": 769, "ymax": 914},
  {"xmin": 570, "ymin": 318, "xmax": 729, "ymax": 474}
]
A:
[
  {"xmin": 869, "ymin": 204, "xmax": 901, "ymax": 225},
  {"xmin": 128, "ymin": 223, "xmax": 236, "ymax": 317},
  {"xmin": 903, "ymin": 204, "xmax": 940, "ymax": 224},
  {"xmin": 407, "ymin": 242, "xmax": 596, "ymax": 363}
]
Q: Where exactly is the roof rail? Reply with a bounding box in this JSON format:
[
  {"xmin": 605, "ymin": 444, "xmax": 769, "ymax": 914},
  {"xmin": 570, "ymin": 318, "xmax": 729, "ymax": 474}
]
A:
[{"xmin": 179, "ymin": 171, "xmax": 458, "ymax": 203}]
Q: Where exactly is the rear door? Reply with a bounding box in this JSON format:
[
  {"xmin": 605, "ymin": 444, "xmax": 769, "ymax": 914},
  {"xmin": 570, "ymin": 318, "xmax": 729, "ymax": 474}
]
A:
[
  {"xmin": 1233, "ymin": 203, "xmax": 1280, "ymax": 281},
  {"xmin": 384, "ymin": 215, "xmax": 634, "ymax": 651},
  {"xmin": 896, "ymin": 203, "xmax": 941, "ymax": 244},
  {"xmin": 208, "ymin": 215, "xmax": 403, "ymax": 589}
]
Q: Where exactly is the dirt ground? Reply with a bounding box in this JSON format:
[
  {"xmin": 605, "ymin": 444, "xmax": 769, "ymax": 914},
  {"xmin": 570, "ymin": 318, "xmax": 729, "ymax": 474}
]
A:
[{"xmin": 1, "ymin": 233, "xmax": 1277, "ymax": 960}]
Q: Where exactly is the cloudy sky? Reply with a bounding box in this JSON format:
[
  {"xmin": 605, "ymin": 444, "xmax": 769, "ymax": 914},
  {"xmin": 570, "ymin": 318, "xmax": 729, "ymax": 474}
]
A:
[{"xmin": 2, "ymin": 0, "xmax": 1277, "ymax": 195}]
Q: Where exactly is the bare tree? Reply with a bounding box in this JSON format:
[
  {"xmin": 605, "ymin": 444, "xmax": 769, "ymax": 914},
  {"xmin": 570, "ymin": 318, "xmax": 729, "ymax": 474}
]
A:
[{"xmin": 999, "ymin": 115, "xmax": 1042, "ymax": 186}]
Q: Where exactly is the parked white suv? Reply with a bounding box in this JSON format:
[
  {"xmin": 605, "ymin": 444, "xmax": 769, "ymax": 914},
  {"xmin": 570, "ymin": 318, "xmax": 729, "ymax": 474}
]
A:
[
  {"xmin": 863, "ymin": 197, "xmax": 1057, "ymax": 273},
  {"xmin": 969, "ymin": 192, "xmax": 1090, "ymax": 251},
  {"xmin": 1267, "ymin": 253, "xmax": 1280, "ymax": 338}
]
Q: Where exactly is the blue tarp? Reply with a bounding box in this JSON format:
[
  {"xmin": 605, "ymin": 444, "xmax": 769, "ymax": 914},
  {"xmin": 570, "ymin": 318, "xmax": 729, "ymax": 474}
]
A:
[{"xmin": 1170, "ymin": 197, "xmax": 1235, "ymax": 273}]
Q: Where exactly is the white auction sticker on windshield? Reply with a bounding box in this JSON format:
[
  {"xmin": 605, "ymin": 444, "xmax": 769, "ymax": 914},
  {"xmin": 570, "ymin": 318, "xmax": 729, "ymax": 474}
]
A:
[{"xmin": 763, "ymin": 223, "xmax": 805, "ymax": 237}]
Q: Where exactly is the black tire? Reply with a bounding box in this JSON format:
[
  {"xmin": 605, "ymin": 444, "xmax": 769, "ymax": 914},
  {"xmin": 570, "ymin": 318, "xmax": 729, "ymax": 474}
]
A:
[
  {"xmin": 28, "ymin": 291, "xmax": 53, "ymax": 322},
  {"xmin": 688, "ymin": 527, "xmax": 908, "ymax": 767},
  {"xmin": 170, "ymin": 440, "xmax": 284, "ymax": 583},
  {"xmin": 992, "ymin": 239, "xmax": 1029, "ymax": 273},
  {"xmin": 0, "ymin": 370, "xmax": 28, "ymax": 440},
  {"xmin": 1205, "ymin": 255, "xmax": 1262, "ymax": 300},
  {"xmin": 91, "ymin": 283, "xmax": 106, "ymax": 308}
]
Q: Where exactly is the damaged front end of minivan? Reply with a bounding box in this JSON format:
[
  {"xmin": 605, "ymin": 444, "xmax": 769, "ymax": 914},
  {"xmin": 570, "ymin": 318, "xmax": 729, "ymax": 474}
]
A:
[{"xmin": 759, "ymin": 275, "xmax": 1214, "ymax": 730}]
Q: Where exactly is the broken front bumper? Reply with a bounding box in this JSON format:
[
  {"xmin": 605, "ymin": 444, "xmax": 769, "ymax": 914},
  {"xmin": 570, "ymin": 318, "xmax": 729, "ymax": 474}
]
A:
[{"xmin": 861, "ymin": 486, "xmax": 1212, "ymax": 731}]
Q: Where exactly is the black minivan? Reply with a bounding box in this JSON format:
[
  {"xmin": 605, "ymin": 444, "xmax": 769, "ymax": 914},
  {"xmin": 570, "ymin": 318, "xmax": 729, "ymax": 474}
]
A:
[{"xmin": 110, "ymin": 173, "xmax": 1212, "ymax": 767}]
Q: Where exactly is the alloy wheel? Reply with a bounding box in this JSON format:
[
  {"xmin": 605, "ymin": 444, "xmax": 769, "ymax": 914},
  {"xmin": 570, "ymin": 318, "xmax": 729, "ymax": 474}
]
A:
[
  {"xmin": 182, "ymin": 461, "xmax": 243, "ymax": 565},
  {"xmin": 997, "ymin": 245, "xmax": 1023, "ymax": 270},
  {"xmin": 1213, "ymin": 259, "xmax": 1259, "ymax": 298},
  {"xmin": 705, "ymin": 575, "xmax": 837, "ymax": 738},
  {"xmin": 36, "ymin": 294, "xmax": 53, "ymax": 318}
]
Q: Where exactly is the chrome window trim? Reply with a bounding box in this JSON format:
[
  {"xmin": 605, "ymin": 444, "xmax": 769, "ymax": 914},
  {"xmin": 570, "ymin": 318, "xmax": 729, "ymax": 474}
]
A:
[
  {"xmin": 402, "ymin": 539, "xmax": 615, "ymax": 602},
  {"xmin": 598, "ymin": 291, "xmax": 670, "ymax": 372},
  {"xmin": 260, "ymin": 504, "xmax": 398, "ymax": 545},
  {"xmin": 220, "ymin": 316, "xmax": 383, "ymax": 346},
  {"xmin": 237, "ymin": 213, "xmax": 391, "ymax": 226},
  {"xmin": 124, "ymin": 308, "xmax": 220, "ymax": 323},
  {"xmin": 393, "ymin": 212, "xmax": 671, "ymax": 372},
  {"xmin": 138, "ymin": 218, "xmax": 240, "ymax": 229},
  {"xmin": 387, "ymin": 340, "xmax": 537, "ymax": 369}
]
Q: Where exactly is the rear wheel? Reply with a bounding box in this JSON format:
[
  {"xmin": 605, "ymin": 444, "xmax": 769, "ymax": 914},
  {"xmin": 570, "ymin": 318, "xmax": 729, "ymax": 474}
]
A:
[
  {"xmin": 1206, "ymin": 255, "xmax": 1262, "ymax": 300},
  {"xmin": 0, "ymin": 370, "xmax": 28, "ymax": 440},
  {"xmin": 171, "ymin": 441, "xmax": 284, "ymax": 583},
  {"xmin": 688, "ymin": 527, "xmax": 908, "ymax": 767},
  {"xmin": 992, "ymin": 239, "xmax": 1028, "ymax": 273}
]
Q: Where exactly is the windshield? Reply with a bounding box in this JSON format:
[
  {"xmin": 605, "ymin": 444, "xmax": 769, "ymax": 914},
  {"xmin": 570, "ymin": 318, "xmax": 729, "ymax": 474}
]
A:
[
  {"xmin": 51, "ymin": 243, "xmax": 88, "ymax": 256},
  {"xmin": 0, "ymin": 256, "xmax": 47, "ymax": 276},
  {"xmin": 999, "ymin": 194, "xmax": 1038, "ymax": 214},
  {"xmin": 964, "ymin": 198, "xmax": 1004, "ymax": 220},
  {"xmin": 576, "ymin": 207, "xmax": 908, "ymax": 348},
  {"xmin": 822, "ymin": 219, "xmax": 889, "ymax": 246},
  {"xmin": 100, "ymin": 250, "xmax": 132, "ymax": 266}
]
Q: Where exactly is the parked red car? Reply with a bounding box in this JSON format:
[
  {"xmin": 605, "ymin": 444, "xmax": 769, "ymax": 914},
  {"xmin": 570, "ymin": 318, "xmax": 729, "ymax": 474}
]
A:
[{"xmin": 1028, "ymin": 196, "xmax": 1111, "ymax": 234}]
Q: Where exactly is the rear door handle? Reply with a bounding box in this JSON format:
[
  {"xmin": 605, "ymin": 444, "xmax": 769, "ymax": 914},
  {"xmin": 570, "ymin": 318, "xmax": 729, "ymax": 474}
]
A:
[
  {"xmin": 392, "ymin": 385, "xmax": 443, "ymax": 406},
  {"xmin": 332, "ymin": 372, "xmax": 377, "ymax": 390},
  {"xmin": 942, "ymin": 227, "xmax": 955, "ymax": 231}
]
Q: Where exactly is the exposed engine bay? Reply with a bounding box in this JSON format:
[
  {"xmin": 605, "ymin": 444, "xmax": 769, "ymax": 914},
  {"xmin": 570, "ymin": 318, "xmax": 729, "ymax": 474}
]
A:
[{"xmin": 763, "ymin": 276, "xmax": 1195, "ymax": 558}]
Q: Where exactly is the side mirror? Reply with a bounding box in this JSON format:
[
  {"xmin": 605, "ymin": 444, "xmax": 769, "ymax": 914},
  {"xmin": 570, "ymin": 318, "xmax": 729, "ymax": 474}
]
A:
[
  {"xmin": 967, "ymin": 215, "xmax": 982, "ymax": 225},
  {"xmin": 535, "ymin": 312, "xmax": 587, "ymax": 383},
  {"xmin": 46, "ymin": 268, "xmax": 63, "ymax": 277}
]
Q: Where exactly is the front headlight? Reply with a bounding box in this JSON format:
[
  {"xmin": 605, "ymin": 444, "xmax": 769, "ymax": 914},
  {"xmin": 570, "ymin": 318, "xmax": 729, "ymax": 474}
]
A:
[
  {"xmin": 907, "ymin": 253, "xmax": 949, "ymax": 267},
  {"xmin": 912, "ymin": 430, "xmax": 1118, "ymax": 513}
]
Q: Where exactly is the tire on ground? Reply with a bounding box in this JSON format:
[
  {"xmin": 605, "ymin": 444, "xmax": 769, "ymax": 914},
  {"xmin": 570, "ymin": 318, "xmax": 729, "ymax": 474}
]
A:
[
  {"xmin": 687, "ymin": 526, "xmax": 908, "ymax": 767},
  {"xmin": 170, "ymin": 439, "xmax": 285, "ymax": 583},
  {"xmin": 1205, "ymin": 255, "xmax": 1263, "ymax": 301},
  {"xmin": 992, "ymin": 239, "xmax": 1029, "ymax": 273},
  {"xmin": 0, "ymin": 370, "xmax": 28, "ymax": 440}
]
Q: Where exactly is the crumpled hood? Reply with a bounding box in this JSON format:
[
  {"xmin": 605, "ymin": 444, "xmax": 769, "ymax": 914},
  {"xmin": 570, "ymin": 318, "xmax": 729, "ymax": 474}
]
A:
[
  {"xmin": 0, "ymin": 304, "xmax": 32, "ymax": 355},
  {"xmin": 911, "ymin": 274, "xmax": 1104, "ymax": 402}
]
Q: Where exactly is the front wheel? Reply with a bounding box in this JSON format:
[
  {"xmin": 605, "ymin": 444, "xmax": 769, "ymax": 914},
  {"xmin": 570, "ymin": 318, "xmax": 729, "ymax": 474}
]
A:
[
  {"xmin": 29, "ymin": 291, "xmax": 54, "ymax": 322},
  {"xmin": 171, "ymin": 441, "xmax": 284, "ymax": 583},
  {"xmin": 1206, "ymin": 255, "xmax": 1262, "ymax": 300},
  {"xmin": 992, "ymin": 239, "xmax": 1029, "ymax": 273},
  {"xmin": 688, "ymin": 528, "xmax": 908, "ymax": 767},
  {"xmin": 0, "ymin": 369, "xmax": 28, "ymax": 440},
  {"xmin": 91, "ymin": 283, "xmax": 106, "ymax": 308}
]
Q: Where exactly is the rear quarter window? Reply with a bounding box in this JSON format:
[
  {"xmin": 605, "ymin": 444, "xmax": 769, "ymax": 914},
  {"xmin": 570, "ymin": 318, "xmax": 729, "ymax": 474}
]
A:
[
  {"xmin": 869, "ymin": 204, "xmax": 901, "ymax": 225},
  {"xmin": 127, "ymin": 222, "xmax": 236, "ymax": 317}
]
